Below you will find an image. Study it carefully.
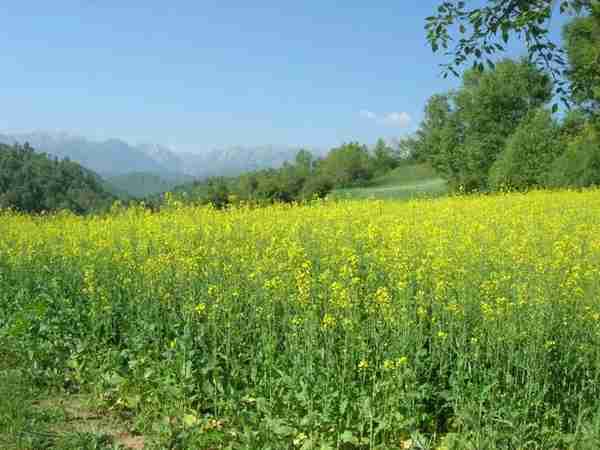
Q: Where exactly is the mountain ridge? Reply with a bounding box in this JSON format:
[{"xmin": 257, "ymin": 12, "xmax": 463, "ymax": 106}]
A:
[{"xmin": 0, "ymin": 132, "xmax": 325, "ymax": 181}]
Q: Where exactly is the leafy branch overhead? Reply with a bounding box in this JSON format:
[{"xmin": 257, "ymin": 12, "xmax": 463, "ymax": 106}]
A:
[{"xmin": 426, "ymin": 0, "xmax": 593, "ymax": 105}]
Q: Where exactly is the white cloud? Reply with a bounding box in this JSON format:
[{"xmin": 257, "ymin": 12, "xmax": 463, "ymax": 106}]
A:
[
  {"xmin": 381, "ymin": 112, "xmax": 412, "ymax": 128},
  {"xmin": 359, "ymin": 110, "xmax": 412, "ymax": 128}
]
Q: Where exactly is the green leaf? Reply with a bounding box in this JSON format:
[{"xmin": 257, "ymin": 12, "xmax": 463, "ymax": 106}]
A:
[
  {"xmin": 105, "ymin": 372, "xmax": 124, "ymax": 387},
  {"xmin": 339, "ymin": 399, "xmax": 348, "ymax": 415},
  {"xmin": 469, "ymin": 10, "xmax": 481, "ymax": 21},
  {"xmin": 269, "ymin": 419, "xmax": 295, "ymax": 437},
  {"xmin": 340, "ymin": 430, "xmax": 356, "ymax": 444},
  {"xmin": 300, "ymin": 438, "xmax": 316, "ymax": 450},
  {"xmin": 124, "ymin": 394, "xmax": 141, "ymax": 409},
  {"xmin": 182, "ymin": 413, "xmax": 198, "ymax": 428}
]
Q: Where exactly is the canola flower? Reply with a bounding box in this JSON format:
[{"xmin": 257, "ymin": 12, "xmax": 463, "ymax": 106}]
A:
[{"xmin": 2, "ymin": 190, "xmax": 600, "ymax": 447}]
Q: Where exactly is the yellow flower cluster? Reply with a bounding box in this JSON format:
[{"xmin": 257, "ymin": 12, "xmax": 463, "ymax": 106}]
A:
[{"xmin": 2, "ymin": 189, "xmax": 600, "ymax": 372}]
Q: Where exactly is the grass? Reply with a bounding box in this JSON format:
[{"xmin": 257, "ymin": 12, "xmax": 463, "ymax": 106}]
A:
[
  {"xmin": 0, "ymin": 340, "xmax": 141, "ymax": 449},
  {"xmin": 330, "ymin": 163, "xmax": 447, "ymax": 200}
]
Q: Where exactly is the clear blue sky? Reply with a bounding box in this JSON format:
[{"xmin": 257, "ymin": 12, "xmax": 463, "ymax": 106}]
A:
[{"xmin": 0, "ymin": 1, "xmax": 569, "ymax": 153}]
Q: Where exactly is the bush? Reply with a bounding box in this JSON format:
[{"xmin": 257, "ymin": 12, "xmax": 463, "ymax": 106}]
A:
[
  {"xmin": 319, "ymin": 142, "xmax": 373, "ymax": 187},
  {"xmin": 548, "ymin": 125, "xmax": 600, "ymax": 188},
  {"xmin": 205, "ymin": 178, "xmax": 230, "ymax": 208},
  {"xmin": 489, "ymin": 109, "xmax": 561, "ymax": 191},
  {"xmin": 300, "ymin": 174, "xmax": 334, "ymax": 200}
]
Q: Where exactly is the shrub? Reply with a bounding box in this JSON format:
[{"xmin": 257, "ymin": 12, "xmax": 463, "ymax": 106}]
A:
[
  {"xmin": 489, "ymin": 109, "xmax": 560, "ymax": 191},
  {"xmin": 548, "ymin": 124, "xmax": 600, "ymax": 188}
]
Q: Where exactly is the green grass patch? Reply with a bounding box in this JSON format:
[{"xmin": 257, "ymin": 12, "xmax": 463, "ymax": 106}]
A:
[{"xmin": 331, "ymin": 163, "xmax": 448, "ymax": 200}]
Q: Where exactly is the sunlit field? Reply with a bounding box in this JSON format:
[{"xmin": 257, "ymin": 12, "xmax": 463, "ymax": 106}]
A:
[{"xmin": 3, "ymin": 191, "xmax": 600, "ymax": 449}]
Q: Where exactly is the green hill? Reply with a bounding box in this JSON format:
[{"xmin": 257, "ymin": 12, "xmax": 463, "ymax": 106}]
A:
[
  {"xmin": 106, "ymin": 172, "xmax": 196, "ymax": 198},
  {"xmin": 330, "ymin": 162, "xmax": 447, "ymax": 200},
  {"xmin": 0, "ymin": 142, "xmax": 116, "ymax": 214}
]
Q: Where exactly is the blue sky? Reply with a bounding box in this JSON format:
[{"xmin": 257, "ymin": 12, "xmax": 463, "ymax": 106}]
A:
[{"xmin": 0, "ymin": 1, "xmax": 569, "ymax": 153}]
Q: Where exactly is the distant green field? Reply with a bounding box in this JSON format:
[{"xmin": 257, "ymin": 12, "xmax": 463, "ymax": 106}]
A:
[{"xmin": 331, "ymin": 162, "xmax": 448, "ymax": 200}]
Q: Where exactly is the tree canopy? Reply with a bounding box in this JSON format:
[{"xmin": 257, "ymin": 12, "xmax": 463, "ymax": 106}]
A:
[
  {"xmin": 411, "ymin": 58, "xmax": 553, "ymax": 190},
  {"xmin": 418, "ymin": 2, "xmax": 600, "ymax": 192},
  {"xmin": 426, "ymin": 0, "xmax": 593, "ymax": 104},
  {"xmin": 489, "ymin": 108, "xmax": 561, "ymax": 190},
  {"xmin": 0, "ymin": 142, "xmax": 115, "ymax": 214},
  {"xmin": 563, "ymin": 3, "xmax": 600, "ymax": 115}
]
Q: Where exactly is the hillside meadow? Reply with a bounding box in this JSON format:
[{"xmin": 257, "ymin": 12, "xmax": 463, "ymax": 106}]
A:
[
  {"xmin": 2, "ymin": 191, "xmax": 600, "ymax": 449},
  {"xmin": 330, "ymin": 163, "xmax": 447, "ymax": 201}
]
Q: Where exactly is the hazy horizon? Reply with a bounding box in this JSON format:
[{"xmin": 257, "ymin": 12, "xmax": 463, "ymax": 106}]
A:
[
  {"xmin": 0, "ymin": 129, "xmax": 324, "ymax": 155},
  {"xmin": 1, "ymin": 1, "xmax": 568, "ymax": 153}
]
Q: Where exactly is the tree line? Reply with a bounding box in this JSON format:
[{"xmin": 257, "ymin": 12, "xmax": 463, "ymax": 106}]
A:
[
  {"xmin": 410, "ymin": 5, "xmax": 600, "ymax": 192},
  {"xmin": 0, "ymin": 136, "xmax": 407, "ymax": 214},
  {"xmin": 153, "ymin": 139, "xmax": 406, "ymax": 208}
]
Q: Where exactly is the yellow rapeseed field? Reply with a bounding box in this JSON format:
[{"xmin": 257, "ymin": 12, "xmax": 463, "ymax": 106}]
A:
[{"xmin": 2, "ymin": 190, "xmax": 600, "ymax": 447}]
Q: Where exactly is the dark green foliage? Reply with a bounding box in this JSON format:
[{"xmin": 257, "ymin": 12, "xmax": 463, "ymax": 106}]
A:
[
  {"xmin": 0, "ymin": 143, "xmax": 115, "ymax": 214},
  {"xmin": 300, "ymin": 174, "xmax": 334, "ymax": 200},
  {"xmin": 455, "ymin": 60, "xmax": 553, "ymax": 190},
  {"xmin": 318, "ymin": 142, "xmax": 374, "ymax": 188},
  {"xmin": 294, "ymin": 148, "xmax": 314, "ymax": 175},
  {"xmin": 234, "ymin": 157, "xmax": 324, "ymax": 204},
  {"xmin": 561, "ymin": 109, "xmax": 590, "ymax": 140},
  {"xmin": 205, "ymin": 177, "xmax": 231, "ymax": 209},
  {"xmin": 549, "ymin": 124, "xmax": 600, "ymax": 187},
  {"xmin": 410, "ymin": 94, "xmax": 464, "ymax": 184},
  {"xmin": 260, "ymin": 164, "xmax": 305, "ymax": 202},
  {"xmin": 371, "ymin": 138, "xmax": 400, "ymax": 176},
  {"xmin": 564, "ymin": 4, "xmax": 600, "ymax": 116},
  {"xmin": 489, "ymin": 109, "xmax": 561, "ymax": 190}
]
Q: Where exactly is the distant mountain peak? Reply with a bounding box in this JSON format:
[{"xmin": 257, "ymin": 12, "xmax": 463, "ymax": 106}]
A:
[{"xmin": 0, "ymin": 130, "xmax": 327, "ymax": 184}]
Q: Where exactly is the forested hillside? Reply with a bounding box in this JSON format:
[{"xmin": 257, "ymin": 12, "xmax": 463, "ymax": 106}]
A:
[{"xmin": 0, "ymin": 142, "xmax": 115, "ymax": 214}]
